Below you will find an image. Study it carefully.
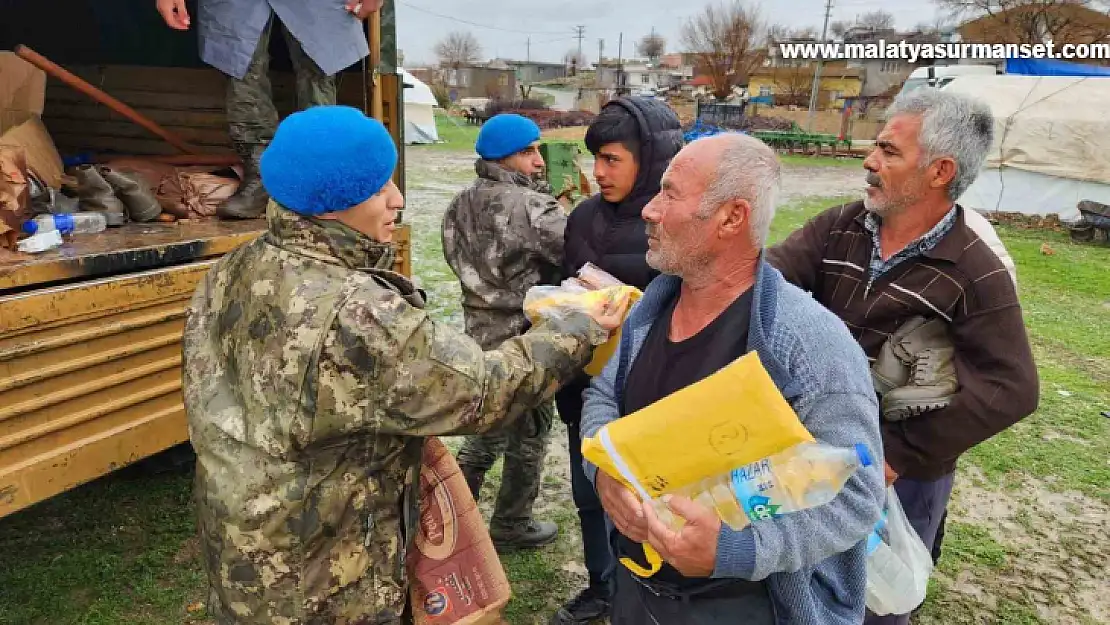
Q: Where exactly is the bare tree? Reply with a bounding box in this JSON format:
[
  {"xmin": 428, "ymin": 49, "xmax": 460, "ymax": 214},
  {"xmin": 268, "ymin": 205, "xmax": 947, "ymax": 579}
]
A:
[
  {"xmin": 857, "ymin": 10, "xmax": 897, "ymax": 31},
  {"xmin": 434, "ymin": 31, "xmax": 482, "ymax": 69},
  {"xmin": 681, "ymin": 0, "xmax": 768, "ymax": 99},
  {"xmin": 638, "ymin": 31, "xmax": 668, "ymax": 60},
  {"xmin": 933, "ymin": 0, "xmax": 1110, "ymax": 46},
  {"xmin": 769, "ymin": 66, "xmax": 813, "ymax": 106},
  {"xmin": 830, "ymin": 20, "xmax": 852, "ymax": 38},
  {"xmin": 564, "ymin": 49, "xmax": 587, "ymax": 75}
]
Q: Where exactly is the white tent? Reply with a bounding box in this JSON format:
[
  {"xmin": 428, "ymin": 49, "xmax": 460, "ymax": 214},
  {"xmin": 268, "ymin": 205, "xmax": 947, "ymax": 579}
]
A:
[
  {"xmin": 400, "ymin": 68, "xmax": 439, "ymax": 145},
  {"xmin": 945, "ymin": 75, "xmax": 1110, "ymax": 223}
]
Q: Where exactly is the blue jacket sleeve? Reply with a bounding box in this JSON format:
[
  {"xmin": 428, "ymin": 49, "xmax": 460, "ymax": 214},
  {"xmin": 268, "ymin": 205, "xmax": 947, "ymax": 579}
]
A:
[
  {"xmin": 713, "ymin": 388, "xmax": 886, "ymax": 580},
  {"xmin": 578, "ymin": 335, "xmax": 625, "ymax": 488}
]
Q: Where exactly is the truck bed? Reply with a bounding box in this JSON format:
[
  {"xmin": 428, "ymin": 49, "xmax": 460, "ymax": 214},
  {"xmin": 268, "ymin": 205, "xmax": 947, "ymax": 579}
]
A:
[{"xmin": 0, "ymin": 219, "xmax": 266, "ymax": 293}]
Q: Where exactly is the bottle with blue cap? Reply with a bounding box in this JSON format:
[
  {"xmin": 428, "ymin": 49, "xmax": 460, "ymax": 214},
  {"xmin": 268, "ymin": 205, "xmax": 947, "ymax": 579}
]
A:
[
  {"xmin": 653, "ymin": 441, "xmax": 874, "ymax": 531},
  {"xmin": 23, "ymin": 212, "xmax": 107, "ymax": 236}
]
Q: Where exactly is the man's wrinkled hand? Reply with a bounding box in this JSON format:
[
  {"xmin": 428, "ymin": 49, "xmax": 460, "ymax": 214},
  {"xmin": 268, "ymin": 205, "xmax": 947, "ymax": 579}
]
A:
[
  {"xmin": 156, "ymin": 0, "xmax": 190, "ymax": 29},
  {"xmin": 346, "ymin": 0, "xmax": 385, "ymax": 19},
  {"xmin": 596, "ymin": 472, "xmax": 648, "ymax": 542},
  {"xmin": 643, "ymin": 494, "xmax": 721, "ymax": 578}
]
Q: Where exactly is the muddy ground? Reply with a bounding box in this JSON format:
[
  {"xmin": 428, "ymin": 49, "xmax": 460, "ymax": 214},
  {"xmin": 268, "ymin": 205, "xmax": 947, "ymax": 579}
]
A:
[{"xmin": 401, "ymin": 145, "xmax": 1109, "ymax": 625}]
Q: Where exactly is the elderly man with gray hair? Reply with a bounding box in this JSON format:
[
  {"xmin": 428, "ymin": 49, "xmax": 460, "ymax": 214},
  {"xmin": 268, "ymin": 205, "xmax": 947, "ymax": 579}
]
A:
[
  {"xmin": 580, "ymin": 132, "xmax": 887, "ymax": 624},
  {"xmin": 768, "ymin": 88, "xmax": 1039, "ymax": 624}
]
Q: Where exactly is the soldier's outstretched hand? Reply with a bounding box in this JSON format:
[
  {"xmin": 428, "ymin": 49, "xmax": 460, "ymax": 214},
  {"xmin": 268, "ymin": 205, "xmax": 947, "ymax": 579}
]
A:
[{"xmin": 588, "ymin": 291, "xmax": 632, "ymax": 332}]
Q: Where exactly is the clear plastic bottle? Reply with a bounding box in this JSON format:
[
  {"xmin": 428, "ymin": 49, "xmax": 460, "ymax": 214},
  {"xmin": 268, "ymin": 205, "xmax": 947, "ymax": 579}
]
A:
[
  {"xmin": 22, "ymin": 212, "xmax": 107, "ymax": 236},
  {"xmin": 652, "ymin": 441, "xmax": 874, "ymax": 531},
  {"xmin": 865, "ymin": 504, "xmax": 931, "ymax": 614}
]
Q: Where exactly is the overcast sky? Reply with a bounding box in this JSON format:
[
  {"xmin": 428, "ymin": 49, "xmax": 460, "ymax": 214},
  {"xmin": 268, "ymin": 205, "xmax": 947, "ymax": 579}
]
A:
[{"xmin": 395, "ymin": 0, "xmax": 948, "ymax": 67}]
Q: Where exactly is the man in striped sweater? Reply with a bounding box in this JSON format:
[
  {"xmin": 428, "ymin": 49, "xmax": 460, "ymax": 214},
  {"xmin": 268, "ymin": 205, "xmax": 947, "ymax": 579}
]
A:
[{"xmin": 767, "ymin": 87, "xmax": 1039, "ymax": 624}]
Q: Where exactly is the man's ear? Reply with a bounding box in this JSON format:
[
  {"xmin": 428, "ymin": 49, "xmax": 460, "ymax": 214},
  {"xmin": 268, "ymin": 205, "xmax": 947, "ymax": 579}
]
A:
[
  {"xmin": 930, "ymin": 156, "xmax": 958, "ymax": 191},
  {"xmin": 718, "ymin": 198, "xmax": 750, "ymax": 237}
]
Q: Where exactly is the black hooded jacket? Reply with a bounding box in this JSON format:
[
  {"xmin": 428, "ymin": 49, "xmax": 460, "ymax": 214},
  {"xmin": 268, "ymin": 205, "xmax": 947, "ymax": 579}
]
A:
[{"xmin": 556, "ymin": 96, "xmax": 684, "ymax": 426}]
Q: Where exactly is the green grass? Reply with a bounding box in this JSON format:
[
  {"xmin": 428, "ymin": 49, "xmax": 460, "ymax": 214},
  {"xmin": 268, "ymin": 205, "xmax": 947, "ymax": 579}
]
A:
[{"xmin": 1, "ymin": 155, "xmax": 1107, "ymax": 623}]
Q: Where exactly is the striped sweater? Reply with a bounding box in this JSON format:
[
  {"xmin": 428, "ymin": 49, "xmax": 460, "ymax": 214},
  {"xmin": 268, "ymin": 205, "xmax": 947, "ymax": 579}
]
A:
[{"xmin": 766, "ymin": 201, "xmax": 1039, "ymax": 481}]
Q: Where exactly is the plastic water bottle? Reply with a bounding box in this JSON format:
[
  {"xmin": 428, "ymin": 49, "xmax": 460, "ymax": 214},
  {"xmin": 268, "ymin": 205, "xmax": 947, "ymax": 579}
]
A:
[
  {"xmin": 652, "ymin": 441, "xmax": 873, "ymax": 531},
  {"xmin": 22, "ymin": 212, "xmax": 107, "ymax": 236},
  {"xmin": 865, "ymin": 504, "xmax": 931, "ymax": 614}
]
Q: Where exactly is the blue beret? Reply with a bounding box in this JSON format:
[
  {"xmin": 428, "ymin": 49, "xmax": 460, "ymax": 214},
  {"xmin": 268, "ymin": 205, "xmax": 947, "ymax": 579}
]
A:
[
  {"xmin": 260, "ymin": 105, "xmax": 397, "ymax": 216},
  {"xmin": 475, "ymin": 113, "xmax": 542, "ymax": 160}
]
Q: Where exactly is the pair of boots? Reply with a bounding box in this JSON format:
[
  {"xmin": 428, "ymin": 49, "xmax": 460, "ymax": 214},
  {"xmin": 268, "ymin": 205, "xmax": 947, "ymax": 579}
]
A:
[
  {"xmin": 872, "ymin": 316, "xmax": 958, "ymax": 420},
  {"xmin": 73, "ymin": 165, "xmax": 161, "ymax": 224},
  {"xmin": 218, "ymin": 143, "xmax": 269, "ymax": 220},
  {"xmin": 462, "ymin": 468, "xmax": 559, "ymax": 550}
]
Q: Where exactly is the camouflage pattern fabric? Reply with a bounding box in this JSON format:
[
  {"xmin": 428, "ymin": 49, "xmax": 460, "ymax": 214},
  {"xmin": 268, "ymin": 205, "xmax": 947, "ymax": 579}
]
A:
[
  {"xmin": 455, "ymin": 401, "xmax": 556, "ymax": 534},
  {"xmin": 182, "ymin": 201, "xmax": 605, "ymax": 624},
  {"xmin": 441, "ymin": 159, "xmax": 568, "ymax": 350},
  {"xmin": 227, "ymin": 16, "xmax": 339, "ymax": 148}
]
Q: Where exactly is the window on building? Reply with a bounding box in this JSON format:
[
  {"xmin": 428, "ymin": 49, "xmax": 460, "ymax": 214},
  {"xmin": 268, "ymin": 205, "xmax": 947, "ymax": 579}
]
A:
[
  {"xmin": 642, "ymin": 74, "xmax": 650, "ymax": 84},
  {"xmin": 759, "ymin": 86, "xmax": 772, "ymax": 96},
  {"xmin": 499, "ymin": 74, "xmax": 508, "ymax": 86}
]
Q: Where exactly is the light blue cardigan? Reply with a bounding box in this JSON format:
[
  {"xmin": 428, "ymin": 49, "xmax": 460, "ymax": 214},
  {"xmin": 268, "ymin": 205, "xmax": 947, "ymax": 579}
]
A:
[{"xmin": 581, "ymin": 256, "xmax": 886, "ymax": 624}]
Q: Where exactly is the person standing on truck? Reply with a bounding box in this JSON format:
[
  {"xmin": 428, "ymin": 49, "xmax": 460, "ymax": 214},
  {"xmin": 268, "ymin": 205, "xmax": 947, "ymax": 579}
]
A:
[
  {"xmin": 155, "ymin": 0, "xmax": 384, "ymax": 220},
  {"xmin": 181, "ymin": 105, "xmax": 628, "ymax": 625},
  {"xmin": 551, "ymin": 96, "xmax": 683, "ymax": 625},
  {"xmin": 441, "ymin": 113, "xmax": 572, "ymax": 551}
]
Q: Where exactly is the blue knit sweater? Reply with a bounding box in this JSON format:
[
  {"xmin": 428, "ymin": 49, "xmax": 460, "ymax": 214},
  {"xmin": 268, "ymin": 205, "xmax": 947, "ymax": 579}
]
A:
[{"xmin": 581, "ymin": 255, "xmax": 886, "ymax": 624}]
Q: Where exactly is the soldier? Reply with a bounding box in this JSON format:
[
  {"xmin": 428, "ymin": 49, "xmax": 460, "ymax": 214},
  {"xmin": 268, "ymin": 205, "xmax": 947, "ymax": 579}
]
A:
[
  {"xmin": 182, "ymin": 106, "xmax": 627, "ymax": 625},
  {"xmin": 155, "ymin": 0, "xmax": 383, "ymax": 219},
  {"xmin": 441, "ymin": 113, "xmax": 571, "ymax": 550}
]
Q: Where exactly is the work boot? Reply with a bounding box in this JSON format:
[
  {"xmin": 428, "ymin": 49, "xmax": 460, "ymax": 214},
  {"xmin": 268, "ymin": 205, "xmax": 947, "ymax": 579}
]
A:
[
  {"xmin": 99, "ymin": 168, "xmax": 162, "ymax": 223},
  {"xmin": 871, "ymin": 316, "xmax": 950, "ymax": 395},
  {"xmin": 217, "ymin": 143, "xmax": 269, "ymax": 219},
  {"xmin": 73, "ymin": 164, "xmax": 126, "ymax": 222},
  {"xmin": 882, "ymin": 347, "xmax": 958, "ymax": 421},
  {"xmin": 491, "ymin": 520, "xmax": 559, "ymax": 551},
  {"xmin": 461, "ymin": 467, "xmax": 485, "ymax": 501},
  {"xmin": 550, "ymin": 584, "xmax": 611, "ymax": 625}
]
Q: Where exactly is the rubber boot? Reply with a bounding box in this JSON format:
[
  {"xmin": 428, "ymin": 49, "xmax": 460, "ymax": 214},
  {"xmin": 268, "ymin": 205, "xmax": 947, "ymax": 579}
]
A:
[
  {"xmin": 99, "ymin": 168, "xmax": 162, "ymax": 223},
  {"xmin": 218, "ymin": 142, "xmax": 269, "ymax": 219},
  {"xmin": 73, "ymin": 165, "xmax": 127, "ymax": 223}
]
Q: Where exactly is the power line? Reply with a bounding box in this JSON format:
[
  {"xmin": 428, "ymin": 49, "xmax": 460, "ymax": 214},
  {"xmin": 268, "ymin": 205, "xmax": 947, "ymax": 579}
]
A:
[
  {"xmin": 575, "ymin": 25, "xmax": 586, "ymax": 63},
  {"xmin": 398, "ymin": 1, "xmax": 568, "ymax": 35}
]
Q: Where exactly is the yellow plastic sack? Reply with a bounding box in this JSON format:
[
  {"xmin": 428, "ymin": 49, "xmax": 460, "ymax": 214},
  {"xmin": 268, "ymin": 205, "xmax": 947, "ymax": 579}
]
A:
[
  {"xmin": 582, "ymin": 350, "xmax": 815, "ymax": 577},
  {"xmin": 523, "ymin": 284, "xmax": 641, "ymax": 376}
]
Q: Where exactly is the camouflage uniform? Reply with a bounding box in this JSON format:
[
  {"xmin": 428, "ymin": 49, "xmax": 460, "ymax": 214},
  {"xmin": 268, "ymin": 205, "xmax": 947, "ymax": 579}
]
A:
[
  {"xmin": 222, "ymin": 16, "xmax": 337, "ymax": 218},
  {"xmin": 182, "ymin": 200, "xmax": 602, "ymax": 625},
  {"xmin": 441, "ymin": 159, "xmax": 567, "ymax": 539}
]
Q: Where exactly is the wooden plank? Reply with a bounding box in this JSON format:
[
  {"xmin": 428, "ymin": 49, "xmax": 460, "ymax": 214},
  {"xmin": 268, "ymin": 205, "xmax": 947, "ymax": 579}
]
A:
[
  {"xmin": 49, "ymin": 134, "xmax": 234, "ymax": 157},
  {"xmin": 47, "ymin": 119, "xmax": 230, "ymax": 145},
  {"xmin": 44, "ymin": 103, "xmax": 228, "ymax": 129}
]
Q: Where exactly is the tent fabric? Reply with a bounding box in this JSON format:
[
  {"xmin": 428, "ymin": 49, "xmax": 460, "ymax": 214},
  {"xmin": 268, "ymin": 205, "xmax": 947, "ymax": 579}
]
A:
[
  {"xmin": 958, "ymin": 165, "xmax": 1110, "ymax": 223},
  {"xmin": 399, "ymin": 68, "xmax": 439, "ymax": 145},
  {"xmin": 1004, "ymin": 57, "xmax": 1110, "ymax": 77},
  {"xmin": 943, "ymin": 75, "xmax": 1110, "ymax": 186}
]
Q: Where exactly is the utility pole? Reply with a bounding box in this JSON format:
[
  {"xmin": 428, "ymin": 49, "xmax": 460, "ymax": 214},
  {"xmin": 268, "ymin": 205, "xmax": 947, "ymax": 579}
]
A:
[
  {"xmin": 806, "ymin": 0, "xmax": 834, "ymax": 132},
  {"xmin": 575, "ymin": 25, "xmax": 586, "ymax": 65},
  {"xmin": 618, "ymin": 32, "xmax": 624, "ymax": 91},
  {"xmin": 527, "ymin": 36, "xmax": 531, "ymax": 63}
]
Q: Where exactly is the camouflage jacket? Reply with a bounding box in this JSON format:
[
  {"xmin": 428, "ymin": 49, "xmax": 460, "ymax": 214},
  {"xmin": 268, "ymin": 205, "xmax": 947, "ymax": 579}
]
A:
[
  {"xmin": 442, "ymin": 159, "xmax": 567, "ymax": 349},
  {"xmin": 182, "ymin": 202, "xmax": 604, "ymax": 625}
]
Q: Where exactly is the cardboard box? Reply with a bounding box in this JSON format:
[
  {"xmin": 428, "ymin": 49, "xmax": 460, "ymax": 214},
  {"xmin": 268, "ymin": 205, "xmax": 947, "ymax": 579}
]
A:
[
  {"xmin": 0, "ymin": 52, "xmax": 64, "ymax": 189},
  {"xmin": 408, "ymin": 438, "xmax": 511, "ymax": 625}
]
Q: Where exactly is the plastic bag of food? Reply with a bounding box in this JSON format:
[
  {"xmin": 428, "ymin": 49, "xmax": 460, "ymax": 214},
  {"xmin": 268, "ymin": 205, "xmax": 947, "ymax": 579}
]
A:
[{"xmin": 523, "ymin": 264, "xmax": 641, "ymax": 375}]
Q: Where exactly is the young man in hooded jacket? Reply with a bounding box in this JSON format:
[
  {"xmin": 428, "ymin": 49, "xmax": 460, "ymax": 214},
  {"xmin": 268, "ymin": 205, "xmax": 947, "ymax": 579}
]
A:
[{"xmin": 551, "ymin": 96, "xmax": 684, "ymax": 625}]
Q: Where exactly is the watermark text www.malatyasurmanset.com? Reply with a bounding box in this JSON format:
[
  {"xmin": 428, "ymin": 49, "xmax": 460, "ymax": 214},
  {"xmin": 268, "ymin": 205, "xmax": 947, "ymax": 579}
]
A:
[{"xmin": 778, "ymin": 40, "xmax": 1110, "ymax": 63}]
